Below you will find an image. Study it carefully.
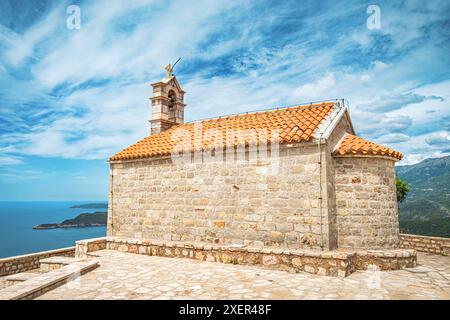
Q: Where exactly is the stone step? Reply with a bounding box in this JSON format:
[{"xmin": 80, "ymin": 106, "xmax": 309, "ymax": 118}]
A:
[
  {"xmin": 4, "ymin": 272, "xmax": 39, "ymax": 287},
  {"xmin": 0, "ymin": 259, "xmax": 99, "ymax": 300},
  {"xmin": 39, "ymin": 257, "xmax": 85, "ymax": 273}
]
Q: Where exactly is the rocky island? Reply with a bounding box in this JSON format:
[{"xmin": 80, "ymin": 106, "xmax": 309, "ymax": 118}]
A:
[
  {"xmin": 70, "ymin": 203, "xmax": 108, "ymax": 209},
  {"xmin": 33, "ymin": 212, "xmax": 107, "ymax": 230}
]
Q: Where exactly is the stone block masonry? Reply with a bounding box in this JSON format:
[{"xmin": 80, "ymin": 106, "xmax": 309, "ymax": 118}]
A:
[
  {"xmin": 108, "ymin": 134, "xmax": 403, "ymax": 250},
  {"xmin": 334, "ymin": 157, "xmax": 399, "ymax": 248},
  {"xmin": 75, "ymin": 237, "xmax": 107, "ymax": 258},
  {"xmin": 0, "ymin": 247, "xmax": 75, "ymax": 277},
  {"xmin": 108, "ymin": 144, "xmax": 336, "ymax": 250},
  {"xmin": 399, "ymin": 234, "xmax": 450, "ymax": 256}
]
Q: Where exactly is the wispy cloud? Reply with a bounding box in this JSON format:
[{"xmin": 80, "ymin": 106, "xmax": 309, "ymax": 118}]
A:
[
  {"xmin": 0, "ymin": 155, "xmax": 23, "ymax": 166},
  {"xmin": 0, "ymin": 0, "xmax": 449, "ymax": 175}
]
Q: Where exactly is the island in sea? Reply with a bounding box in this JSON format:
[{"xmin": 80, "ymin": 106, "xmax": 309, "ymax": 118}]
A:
[
  {"xmin": 33, "ymin": 211, "xmax": 107, "ymax": 230},
  {"xmin": 70, "ymin": 203, "xmax": 108, "ymax": 209}
]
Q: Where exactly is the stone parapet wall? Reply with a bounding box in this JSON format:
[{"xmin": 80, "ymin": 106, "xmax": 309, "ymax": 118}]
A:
[
  {"xmin": 75, "ymin": 237, "xmax": 107, "ymax": 258},
  {"xmin": 0, "ymin": 247, "xmax": 75, "ymax": 277},
  {"xmin": 75, "ymin": 237, "xmax": 416, "ymax": 277},
  {"xmin": 346, "ymin": 249, "xmax": 417, "ymax": 271},
  {"xmin": 399, "ymin": 234, "xmax": 450, "ymax": 256}
]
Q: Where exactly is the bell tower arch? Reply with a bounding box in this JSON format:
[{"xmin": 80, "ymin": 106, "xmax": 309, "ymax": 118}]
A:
[{"xmin": 149, "ymin": 64, "xmax": 186, "ymax": 135}]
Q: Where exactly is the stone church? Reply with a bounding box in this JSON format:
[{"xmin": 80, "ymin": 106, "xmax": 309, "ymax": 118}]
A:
[{"xmin": 107, "ymin": 68, "xmax": 403, "ymax": 251}]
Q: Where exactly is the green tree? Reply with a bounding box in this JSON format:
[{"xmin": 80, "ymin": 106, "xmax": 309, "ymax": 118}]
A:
[{"xmin": 396, "ymin": 178, "xmax": 410, "ymax": 203}]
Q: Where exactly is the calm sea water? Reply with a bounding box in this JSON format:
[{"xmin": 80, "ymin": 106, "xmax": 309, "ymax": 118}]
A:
[{"xmin": 0, "ymin": 201, "xmax": 107, "ymax": 258}]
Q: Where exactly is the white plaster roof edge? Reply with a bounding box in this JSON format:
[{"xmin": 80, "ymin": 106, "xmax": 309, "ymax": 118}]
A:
[{"xmin": 313, "ymin": 100, "xmax": 355, "ymax": 141}]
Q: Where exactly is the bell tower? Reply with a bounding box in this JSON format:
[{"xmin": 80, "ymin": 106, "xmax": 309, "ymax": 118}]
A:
[{"xmin": 149, "ymin": 64, "xmax": 186, "ymax": 135}]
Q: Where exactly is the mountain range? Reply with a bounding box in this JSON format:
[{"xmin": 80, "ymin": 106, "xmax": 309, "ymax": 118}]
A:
[{"xmin": 396, "ymin": 155, "xmax": 450, "ymax": 237}]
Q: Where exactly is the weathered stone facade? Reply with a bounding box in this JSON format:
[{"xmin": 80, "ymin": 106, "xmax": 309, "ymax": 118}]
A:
[
  {"xmin": 108, "ymin": 143, "xmax": 401, "ymax": 250},
  {"xmin": 108, "ymin": 143, "xmax": 337, "ymax": 250},
  {"xmin": 334, "ymin": 156, "xmax": 400, "ymax": 248}
]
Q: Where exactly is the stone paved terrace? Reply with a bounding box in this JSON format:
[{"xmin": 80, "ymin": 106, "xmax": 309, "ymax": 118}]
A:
[{"xmin": 36, "ymin": 250, "xmax": 450, "ymax": 300}]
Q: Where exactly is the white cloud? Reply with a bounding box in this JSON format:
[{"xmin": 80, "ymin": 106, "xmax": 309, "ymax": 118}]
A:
[
  {"xmin": 0, "ymin": 0, "xmax": 449, "ymax": 165},
  {"xmin": 294, "ymin": 73, "xmax": 336, "ymax": 100},
  {"xmin": 2, "ymin": 5, "xmax": 62, "ymax": 66},
  {"xmin": 424, "ymin": 131, "xmax": 450, "ymax": 147},
  {"xmin": 0, "ymin": 155, "xmax": 23, "ymax": 166},
  {"xmin": 377, "ymin": 133, "xmax": 411, "ymax": 144},
  {"xmin": 388, "ymin": 131, "xmax": 450, "ymax": 165},
  {"xmin": 31, "ymin": 0, "xmax": 242, "ymax": 90},
  {"xmin": 17, "ymin": 82, "xmax": 151, "ymax": 159},
  {"xmin": 387, "ymin": 80, "xmax": 450, "ymax": 127}
]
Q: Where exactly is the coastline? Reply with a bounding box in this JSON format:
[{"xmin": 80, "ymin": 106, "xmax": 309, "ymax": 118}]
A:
[{"xmin": 32, "ymin": 223, "xmax": 106, "ymax": 230}]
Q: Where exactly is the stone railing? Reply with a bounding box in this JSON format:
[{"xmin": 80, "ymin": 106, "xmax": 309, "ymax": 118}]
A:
[
  {"xmin": 399, "ymin": 234, "xmax": 450, "ymax": 256},
  {"xmin": 0, "ymin": 247, "xmax": 75, "ymax": 277}
]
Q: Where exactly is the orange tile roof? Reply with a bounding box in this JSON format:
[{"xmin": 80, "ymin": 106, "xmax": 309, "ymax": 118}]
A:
[
  {"xmin": 334, "ymin": 134, "xmax": 403, "ymax": 160},
  {"xmin": 110, "ymin": 102, "xmax": 335, "ymax": 161}
]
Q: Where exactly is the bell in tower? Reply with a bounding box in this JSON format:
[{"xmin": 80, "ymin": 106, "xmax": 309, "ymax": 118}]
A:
[{"xmin": 149, "ymin": 64, "xmax": 186, "ymax": 135}]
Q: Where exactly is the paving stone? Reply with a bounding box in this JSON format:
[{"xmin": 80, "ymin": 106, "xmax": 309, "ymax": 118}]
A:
[{"xmin": 35, "ymin": 250, "xmax": 450, "ymax": 300}]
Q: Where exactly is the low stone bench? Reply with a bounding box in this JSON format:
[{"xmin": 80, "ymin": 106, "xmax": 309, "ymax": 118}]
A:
[
  {"xmin": 39, "ymin": 257, "xmax": 84, "ymax": 273},
  {"xmin": 0, "ymin": 260, "xmax": 99, "ymax": 300},
  {"xmin": 4, "ymin": 272, "xmax": 39, "ymax": 287}
]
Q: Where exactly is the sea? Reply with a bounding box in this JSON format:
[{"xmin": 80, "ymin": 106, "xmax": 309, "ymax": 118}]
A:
[{"xmin": 0, "ymin": 201, "xmax": 107, "ymax": 258}]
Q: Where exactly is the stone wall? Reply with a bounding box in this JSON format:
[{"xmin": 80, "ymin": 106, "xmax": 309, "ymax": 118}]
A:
[
  {"xmin": 75, "ymin": 237, "xmax": 107, "ymax": 258},
  {"xmin": 334, "ymin": 156, "xmax": 400, "ymax": 248},
  {"xmin": 0, "ymin": 247, "xmax": 75, "ymax": 277},
  {"xmin": 314, "ymin": 113, "xmax": 354, "ymax": 250},
  {"xmin": 109, "ymin": 143, "xmax": 334, "ymax": 250},
  {"xmin": 322, "ymin": 143, "xmax": 338, "ymax": 249},
  {"xmin": 399, "ymin": 234, "xmax": 450, "ymax": 255},
  {"xmin": 109, "ymin": 140, "xmax": 402, "ymax": 250}
]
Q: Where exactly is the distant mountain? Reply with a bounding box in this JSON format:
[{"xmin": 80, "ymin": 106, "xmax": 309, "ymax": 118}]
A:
[
  {"xmin": 396, "ymin": 155, "xmax": 450, "ymax": 237},
  {"xmin": 70, "ymin": 203, "xmax": 108, "ymax": 209}
]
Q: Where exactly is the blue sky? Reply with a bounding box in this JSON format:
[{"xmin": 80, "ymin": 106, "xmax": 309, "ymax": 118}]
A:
[{"xmin": 0, "ymin": 0, "xmax": 449, "ymax": 200}]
